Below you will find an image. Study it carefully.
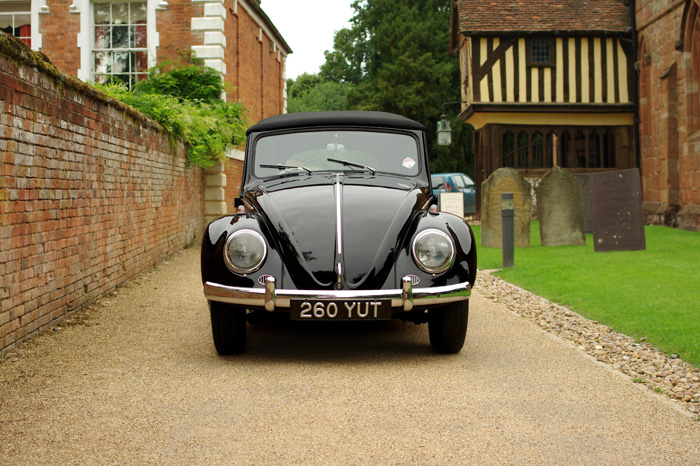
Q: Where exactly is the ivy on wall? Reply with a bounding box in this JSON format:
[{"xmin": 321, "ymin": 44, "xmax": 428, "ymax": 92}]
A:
[{"xmin": 97, "ymin": 57, "xmax": 248, "ymax": 168}]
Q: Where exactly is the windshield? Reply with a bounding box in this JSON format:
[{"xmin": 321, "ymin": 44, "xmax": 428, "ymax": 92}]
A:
[{"xmin": 253, "ymin": 130, "xmax": 421, "ymax": 178}]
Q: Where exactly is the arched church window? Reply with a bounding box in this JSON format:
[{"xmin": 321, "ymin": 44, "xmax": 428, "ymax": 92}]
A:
[{"xmin": 683, "ymin": 2, "xmax": 700, "ymax": 134}]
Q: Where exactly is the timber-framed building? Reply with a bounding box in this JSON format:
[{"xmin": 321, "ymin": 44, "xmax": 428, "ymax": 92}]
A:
[{"xmin": 450, "ymin": 0, "xmax": 637, "ymax": 214}]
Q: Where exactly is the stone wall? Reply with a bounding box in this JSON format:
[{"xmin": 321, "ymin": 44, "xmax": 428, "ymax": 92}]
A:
[
  {"xmin": 637, "ymin": 0, "xmax": 700, "ymax": 230},
  {"xmin": 0, "ymin": 36, "xmax": 205, "ymax": 354}
]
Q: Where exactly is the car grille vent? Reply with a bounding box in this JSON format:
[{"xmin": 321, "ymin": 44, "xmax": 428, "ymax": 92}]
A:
[
  {"xmin": 406, "ymin": 274, "xmax": 420, "ymax": 285},
  {"xmin": 257, "ymin": 274, "xmax": 274, "ymax": 286}
]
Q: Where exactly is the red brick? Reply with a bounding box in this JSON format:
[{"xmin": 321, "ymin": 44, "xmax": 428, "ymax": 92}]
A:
[
  {"xmin": 637, "ymin": 0, "xmax": 700, "ymax": 229},
  {"xmin": 2, "ymin": 0, "xmax": 289, "ymax": 354},
  {"xmin": 0, "ymin": 51, "xmax": 205, "ymax": 355}
]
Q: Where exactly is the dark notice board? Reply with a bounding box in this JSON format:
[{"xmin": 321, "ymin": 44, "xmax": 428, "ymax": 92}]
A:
[{"xmin": 588, "ymin": 168, "xmax": 646, "ymax": 252}]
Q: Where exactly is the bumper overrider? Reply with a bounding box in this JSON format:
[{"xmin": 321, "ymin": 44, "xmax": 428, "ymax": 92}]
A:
[{"xmin": 204, "ymin": 276, "xmax": 471, "ymax": 312}]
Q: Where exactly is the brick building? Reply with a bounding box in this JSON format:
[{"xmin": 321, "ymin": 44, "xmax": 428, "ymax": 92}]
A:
[
  {"xmin": 637, "ymin": 0, "xmax": 700, "ymax": 230},
  {"xmin": 1, "ymin": 0, "xmax": 291, "ymax": 214}
]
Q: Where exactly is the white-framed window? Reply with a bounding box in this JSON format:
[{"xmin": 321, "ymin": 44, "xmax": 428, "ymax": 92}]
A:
[
  {"xmin": 92, "ymin": 1, "xmax": 148, "ymax": 88},
  {"xmin": 0, "ymin": 2, "xmax": 31, "ymax": 47}
]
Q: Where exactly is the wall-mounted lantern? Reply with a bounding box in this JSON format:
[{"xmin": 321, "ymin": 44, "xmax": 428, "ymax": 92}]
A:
[
  {"xmin": 436, "ymin": 101, "xmax": 467, "ymax": 146},
  {"xmin": 437, "ymin": 114, "xmax": 452, "ymax": 146}
]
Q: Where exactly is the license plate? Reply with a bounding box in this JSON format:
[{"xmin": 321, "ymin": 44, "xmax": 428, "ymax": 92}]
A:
[{"xmin": 290, "ymin": 300, "xmax": 391, "ymax": 321}]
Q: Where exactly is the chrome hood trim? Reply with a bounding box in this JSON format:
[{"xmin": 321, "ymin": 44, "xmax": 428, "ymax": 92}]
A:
[{"xmin": 335, "ymin": 174, "xmax": 342, "ymax": 256}]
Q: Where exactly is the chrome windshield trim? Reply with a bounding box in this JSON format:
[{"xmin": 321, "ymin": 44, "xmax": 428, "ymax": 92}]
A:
[{"xmin": 204, "ymin": 279, "xmax": 471, "ymax": 312}]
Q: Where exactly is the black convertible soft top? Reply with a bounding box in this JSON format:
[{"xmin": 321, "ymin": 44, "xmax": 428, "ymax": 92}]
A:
[{"xmin": 246, "ymin": 111, "xmax": 425, "ymax": 135}]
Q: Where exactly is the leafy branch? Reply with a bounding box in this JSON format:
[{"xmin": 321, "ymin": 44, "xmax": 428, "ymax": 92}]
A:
[{"xmin": 96, "ymin": 57, "xmax": 247, "ymax": 168}]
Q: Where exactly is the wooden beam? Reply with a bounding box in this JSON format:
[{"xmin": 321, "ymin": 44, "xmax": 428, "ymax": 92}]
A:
[{"xmin": 474, "ymin": 38, "xmax": 517, "ymax": 83}]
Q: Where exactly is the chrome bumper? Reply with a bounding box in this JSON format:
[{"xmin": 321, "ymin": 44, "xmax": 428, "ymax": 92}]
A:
[{"xmin": 203, "ymin": 276, "xmax": 471, "ymax": 312}]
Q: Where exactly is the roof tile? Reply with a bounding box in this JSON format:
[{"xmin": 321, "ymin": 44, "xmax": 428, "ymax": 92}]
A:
[{"xmin": 455, "ymin": 0, "xmax": 631, "ymax": 34}]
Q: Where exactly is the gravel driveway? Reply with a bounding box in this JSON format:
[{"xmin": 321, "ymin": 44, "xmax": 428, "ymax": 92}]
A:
[{"xmin": 1, "ymin": 246, "xmax": 699, "ymax": 465}]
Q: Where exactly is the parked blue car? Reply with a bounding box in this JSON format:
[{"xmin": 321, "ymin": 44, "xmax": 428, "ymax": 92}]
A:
[{"xmin": 431, "ymin": 172, "xmax": 476, "ymax": 215}]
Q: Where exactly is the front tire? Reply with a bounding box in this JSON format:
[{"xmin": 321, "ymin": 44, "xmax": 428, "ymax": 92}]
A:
[
  {"xmin": 209, "ymin": 301, "xmax": 247, "ymax": 355},
  {"xmin": 428, "ymin": 300, "xmax": 469, "ymax": 354}
]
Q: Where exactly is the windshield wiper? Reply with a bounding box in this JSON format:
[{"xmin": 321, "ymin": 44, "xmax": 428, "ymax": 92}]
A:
[
  {"xmin": 327, "ymin": 158, "xmax": 376, "ymax": 175},
  {"xmin": 259, "ymin": 164, "xmax": 312, "ymax": 175}
]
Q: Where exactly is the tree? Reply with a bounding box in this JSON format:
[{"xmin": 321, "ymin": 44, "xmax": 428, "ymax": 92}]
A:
[
  {"xmin": 320, "ymin": 27, "xmax": 367, "ymax": 84},
  {"xmin": 319, "ymin": 0, "xmax": 474, "ymax": 177},
  {"xmin": 287, "ymin": 73, "xmax": 326, "ymax": 100},
  {"xmin": 286, "ymin": 72, "xmax": 354, "ymax": 113},
  {"xmin": 287, "ymin": 79, "xmax": 354, "ymax": 113}
]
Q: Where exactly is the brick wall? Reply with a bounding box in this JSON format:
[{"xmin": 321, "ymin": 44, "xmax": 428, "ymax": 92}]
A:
[
  {"xmin": 219, "ymin": 1, "xmax": 287, "ymax": 207},
  {"xmin": 637, "ymin": 0, "xmax": 700, "ymax": 230},
  {"xmin": 236, "ymin": 6, "xmax": 264, "ymax": 120},
  {"xmin": 223, "ymin": 154, "xmax": 244, "ymax": 214},
  {"xmin": 261, "ymin": 31, "xmax": 283, "ymax": 118},
  {"xmin": 38, "ymin": 0, "xmax": 205, "ymax": 77},
  {"xmin": 226, "ymin": 1, "xmax": 286, "ymax": 121},
  {"xmin": 33, "ymin": 0, "xmax": 287, "ymax": 214},
  {"xmin": 224, "ymin": 0, "xmax": 241, "ymax": 103},
  {"xmin": 0, "ymin": 36, "xmax": 205, "ymax": 354},
  {"xmin": 37, "ymin": 0, "xmax": 82, "ymax": 76},
  {"xmin": 157, "ymin": 0, "xmax": 204, "ymax": 63}
]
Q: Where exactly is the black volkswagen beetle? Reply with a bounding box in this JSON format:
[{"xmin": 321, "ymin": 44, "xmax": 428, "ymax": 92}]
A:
[{"xmin": 201, "ymin": 111, "xmax": 476, "ymax": 354}]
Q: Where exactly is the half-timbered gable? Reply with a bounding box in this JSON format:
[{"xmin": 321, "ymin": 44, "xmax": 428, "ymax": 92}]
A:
[
  {"xmin": 451, "ymin": 0, "xmax": 637, "ymax": 214},
  {"xmin": 468, "ymin": 36, "xmax": 632, "ymax": 109}
]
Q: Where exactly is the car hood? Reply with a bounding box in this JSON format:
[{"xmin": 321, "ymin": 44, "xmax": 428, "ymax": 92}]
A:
[{"xmin": 246, "ymin": 174, "xmax": 428, "ymax": 290}]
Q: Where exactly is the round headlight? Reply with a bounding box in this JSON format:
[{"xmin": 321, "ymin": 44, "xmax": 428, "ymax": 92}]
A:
[
  {"xmin": 224, "ymin": 229, "xmax": 267, "ymax": 275},
  {"xmin": 412, "ymin": 229, "xmax": 455, "ymax": 274}
]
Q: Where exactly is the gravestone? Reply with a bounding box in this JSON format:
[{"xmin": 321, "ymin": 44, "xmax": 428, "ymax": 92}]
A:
[
  {"xmin": 481, "ymin": 168, "xmax": 531, "ymax": 248},
  {"xmin": 536, "ymin": 167, "xmax": 585, "ymax": 246},
  {"xmin": 588, "ymin": 168, "xmax": 646, "ymax": 252},
  {"xmin": 573, "ymin": 173, "xmax": 593, "ymax": 234}
]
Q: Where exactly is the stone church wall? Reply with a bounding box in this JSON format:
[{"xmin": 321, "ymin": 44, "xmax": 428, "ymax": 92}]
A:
[{"xmin": 637, "ymin": 0, "xmax": 700, "ymax": 230}]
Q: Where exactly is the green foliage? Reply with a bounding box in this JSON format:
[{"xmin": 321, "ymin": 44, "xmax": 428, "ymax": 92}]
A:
[
  {"xmin": 135, "ymin": 59, "xmax": 225, "ymax": 103},
  {"xmin": 286, "ymin": 74, "xmax": 354, "ymax": 113},
  {"xmin": 320, "ymin": 27, "xmax": 367, "ymax": 84},
  {"xmin": 287, "ymin": 73, "xmax": 327, "ymax": 99},
  {"xmin": 96, "ymin": 60, "xmax": 247, "ymax": 168},
  {"xmin": 317, "ymin": 0, "xmax": 474, "ymax": 177},
  {"xmin": 473, "ymin": 223, "xmax": 700, "ymax": 366}
]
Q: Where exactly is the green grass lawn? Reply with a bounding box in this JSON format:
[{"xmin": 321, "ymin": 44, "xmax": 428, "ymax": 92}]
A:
[{"xmin": 472, "ymin": 222, "xmax": 700, "ymax": 366}]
